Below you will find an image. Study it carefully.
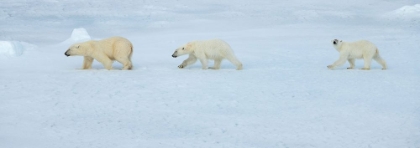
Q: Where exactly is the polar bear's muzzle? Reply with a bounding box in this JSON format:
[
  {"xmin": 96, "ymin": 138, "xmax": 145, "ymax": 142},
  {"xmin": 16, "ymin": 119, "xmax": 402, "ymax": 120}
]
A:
[
  {"xmin": 172, "ymin": 51, "xmax": 178, "ymax": 58},
  {"xmin": 65, "ymin": 50, "xmax": 71, "ymax": 57}
]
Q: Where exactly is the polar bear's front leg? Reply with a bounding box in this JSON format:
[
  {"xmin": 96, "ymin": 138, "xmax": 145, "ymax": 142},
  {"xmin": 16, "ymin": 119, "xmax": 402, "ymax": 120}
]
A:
[
  {"xmin": 347, "ymin": 59, "xmax": 355, "ymax": 69},
  {"xmin": 199, "ymin": 58, "xmax": 208, "ymax": 70},
  {"xmin": 82, "ymin": 56, "xmax": 94, "ymax": 69},
  {"xmin": 179, "ymin": 54, "xmax": 197, "ymax": 69},
  {"xmin": 328, "ymin": 54, "xmax": 347, "ymax": 70}
]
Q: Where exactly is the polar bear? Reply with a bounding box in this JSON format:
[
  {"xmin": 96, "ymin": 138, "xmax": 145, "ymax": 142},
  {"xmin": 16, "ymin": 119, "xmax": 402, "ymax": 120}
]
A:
[
  {"xmin": 327, "ymin": 39, "xmax": 387, "ymax": 70},
  {"xmin": 65, "ymin": 36, "xmax": 133, "ymax": 70},
  {"xmin": 171, "ymin": 39, "xmax": 243, "ymax": 70}
]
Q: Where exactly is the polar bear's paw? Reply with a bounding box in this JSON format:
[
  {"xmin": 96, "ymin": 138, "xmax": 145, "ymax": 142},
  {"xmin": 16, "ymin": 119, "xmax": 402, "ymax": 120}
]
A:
[
  {"xmin": 327, "ymin": 65, "xmax": 334, "ymax": 69},
  {"xmin": 209, "ymin": 67, "xmax": 220, "ymax": 70},
  {"xmin": 178, "ymin": 65, "xmax": 185, "ymax": 69}
]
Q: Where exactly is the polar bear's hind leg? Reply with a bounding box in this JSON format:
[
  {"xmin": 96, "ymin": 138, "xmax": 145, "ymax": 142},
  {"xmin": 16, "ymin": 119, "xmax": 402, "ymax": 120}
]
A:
[
  {"xmin": 373, "ymin": 50, "xmax": 387, "ymax": 70},
  {"xmin": 226, "ymin": 56, "xmax": 243, "ymax": 70},
  {"xmin": 116, "ymin": 57, "xmax": 132, "ymax": 70},
  {"xmin": 95, "ymin": 54, "xmax": 113, "ymax": 70}
]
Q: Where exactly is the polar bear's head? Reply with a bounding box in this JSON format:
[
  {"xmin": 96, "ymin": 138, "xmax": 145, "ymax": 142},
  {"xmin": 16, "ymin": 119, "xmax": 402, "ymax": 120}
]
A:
[
  {"xmin": 172, "ymin": 42, "xmax": 193, "ymax": 58},
  {"xmin": 332, "ymin": 39, "xmax": 342, "ymax": 46},
  {"xmin": 65, "ymin": 43, "xmax": 86, "ymax": 56},
  {"xmin": 331, "ymin": 39, "xmax": 344, "ymax": 51}
]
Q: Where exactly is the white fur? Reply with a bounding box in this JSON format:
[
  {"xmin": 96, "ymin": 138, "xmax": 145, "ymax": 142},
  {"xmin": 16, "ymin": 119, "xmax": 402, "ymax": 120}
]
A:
[
  {"xmin": 328, "ymin": 39, "xmax": 387, "ymax": 70},
  {"xmin": 172, "ymin": 39, "xmax": 243, "ymax": 70},
  {"xmin": 65, "ymin": 36, "xmax": 133, "ymax": 70}
]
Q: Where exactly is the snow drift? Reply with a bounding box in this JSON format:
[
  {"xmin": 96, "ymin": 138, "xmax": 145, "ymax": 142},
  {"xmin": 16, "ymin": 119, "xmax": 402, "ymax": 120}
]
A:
[
  {"xmin": 0, "ymin": 41, "xmax": 36, "ymax": 57},
  {"xmin": 60, "ymin": 28, "xmax": 91, "ymax": 45},
  {"xmin": 49, "ymin": 27, "xmax": 92, "ymax": 51},
  {"xmin": 389, "ymin": 4, "xmax": 420, "ymax": 18}
]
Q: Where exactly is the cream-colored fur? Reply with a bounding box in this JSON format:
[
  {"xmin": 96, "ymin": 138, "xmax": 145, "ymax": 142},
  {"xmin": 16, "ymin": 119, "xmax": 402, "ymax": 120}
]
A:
[
  {"xmin": 65, "ymin": 36, "xmax": 133, "ymax": 70},
  {"xmin": 328, "ymin": 39, "xmax": 387, "ymax": 70},
  {"xmin": 171, "ymin": 39, "xmax": 243, "ymax": 70}
]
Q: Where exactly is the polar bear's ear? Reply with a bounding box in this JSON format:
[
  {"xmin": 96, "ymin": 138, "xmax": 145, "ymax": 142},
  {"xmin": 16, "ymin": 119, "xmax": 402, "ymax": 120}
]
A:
[{"xmin": 186, "ymin": 43, "xmax": 193, "ymax": 49}]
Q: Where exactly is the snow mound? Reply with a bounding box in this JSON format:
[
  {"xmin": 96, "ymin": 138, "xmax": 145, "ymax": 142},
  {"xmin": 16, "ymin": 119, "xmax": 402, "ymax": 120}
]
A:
[
  {"xmin": 70, "ymin": 28, "xmax": 91, "ymax": 42},
  {"xmin": 60, "ymin": 28, "xmax": 92, "ymax": 45},
  {"xmin": 0, "ymin": 41, "xmax": 35, "ymax": 57},
  {"xmin": 48, "ymin": 28, "xmax": 92, "ymax": 50},
  {"xmin": 390, "ymin": 4, "xmax": 420, "ymax": 18}
]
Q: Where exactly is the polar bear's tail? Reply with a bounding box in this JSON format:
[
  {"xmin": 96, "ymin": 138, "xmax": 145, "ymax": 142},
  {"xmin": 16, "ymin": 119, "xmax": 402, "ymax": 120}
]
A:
[
  {"xmin": 373, "ymin": 48, "xmax": 387, "ymax": 70},
  {"xmin": 129, "ymin": 44, "xmax": 133, "ymax": 59},
  {"xmin": 128, "ymin": 44, "xmax": 133, "ymax": 70}
]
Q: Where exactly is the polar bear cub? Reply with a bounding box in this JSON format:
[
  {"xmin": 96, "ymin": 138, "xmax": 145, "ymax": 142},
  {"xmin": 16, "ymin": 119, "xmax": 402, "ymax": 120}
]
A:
[
  {"xmin": 172, "ymin": 39, "xmax": 243, "ymax": 70},
  {"xmin": 327, "ymin": 39, "xmax": 387, "ymax": 70},
  {"xmin": 65, "ymin": 36, "xmax": 133, "ymax": 70}
]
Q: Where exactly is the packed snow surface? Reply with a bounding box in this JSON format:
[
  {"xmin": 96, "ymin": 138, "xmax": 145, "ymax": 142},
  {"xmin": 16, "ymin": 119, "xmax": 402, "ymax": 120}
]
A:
[{"xmin": 0, "ymin": 0, "xmax": 419, "ymax": 148}]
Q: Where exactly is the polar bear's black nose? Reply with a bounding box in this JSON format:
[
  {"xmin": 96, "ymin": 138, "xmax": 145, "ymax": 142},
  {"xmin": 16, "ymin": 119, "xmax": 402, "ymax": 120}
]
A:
[
  {"xmin": 172, "ymin": 51, "xmax": 177, "ymax": 58},
  {"xmin": 65, "ymin": 51, "xmax": 70, "ymax": 56}
]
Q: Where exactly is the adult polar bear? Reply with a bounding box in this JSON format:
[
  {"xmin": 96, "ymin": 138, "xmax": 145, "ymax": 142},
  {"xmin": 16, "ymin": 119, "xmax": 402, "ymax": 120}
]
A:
[
  {"xmin": 65, "ymin": 36, "xmax": 133, "ymax": 70},
  {"xmin": 328, "ymin": 39, "xmax": 387, "ymax": 70},
  {"xmin": 172, "ymin": 39, "xmax": 243, "ymax": 70}
]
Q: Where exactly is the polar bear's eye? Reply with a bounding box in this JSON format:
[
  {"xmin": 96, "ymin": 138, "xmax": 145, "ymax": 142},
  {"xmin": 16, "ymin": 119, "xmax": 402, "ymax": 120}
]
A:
[{"xmin": 182, "ymin": 47, "xmax": 184, "ymax": 50}]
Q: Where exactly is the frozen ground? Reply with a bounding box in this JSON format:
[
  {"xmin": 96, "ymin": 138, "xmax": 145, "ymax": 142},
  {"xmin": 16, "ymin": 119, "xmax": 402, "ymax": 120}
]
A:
[{"xmin": 1, "ymin": 0, "xmax": 420, "ymax": 148}]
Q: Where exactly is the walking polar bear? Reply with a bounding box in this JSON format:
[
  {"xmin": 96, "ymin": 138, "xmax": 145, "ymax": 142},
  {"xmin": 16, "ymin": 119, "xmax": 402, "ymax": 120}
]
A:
[
  {"xmin": 65, "ymin": 36, "xmax": 133, "ymax": 70},
  {"xmin": 172, "ymin": 39, "xmax": 243, "ymax": 70},
  {"xmin": 327, "ymin": 39, "xmax": 387, "ymax": 70}
]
